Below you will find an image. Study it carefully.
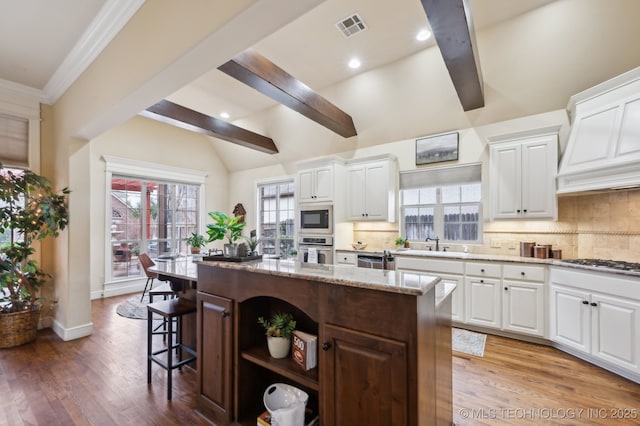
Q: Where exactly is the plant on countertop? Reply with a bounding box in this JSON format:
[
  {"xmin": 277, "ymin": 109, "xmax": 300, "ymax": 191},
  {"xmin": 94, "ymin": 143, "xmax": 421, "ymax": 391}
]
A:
[
  {"xmin": 0, "ymin": 164, "xmax": 70, "ymax": 316},
  {"xmin": 206, "ymin": 211, "xmax": 247, "ymax": 244},
  {"xmin": 186, "ymin": 232, "xmax": 207, "ymax": 249},
  {"xmin": 258, "ymin": 311, "xmax": 296, "ymax": 339},
  {"xmin": 243, "ymin": 234, "xmax": 261, "ymax": 254},
  {"xmin": 394, "ymin": 236, "xmax": 407, "ymax": 247}
]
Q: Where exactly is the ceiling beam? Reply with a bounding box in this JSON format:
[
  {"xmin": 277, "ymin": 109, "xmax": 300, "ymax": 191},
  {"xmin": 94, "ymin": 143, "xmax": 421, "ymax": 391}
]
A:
[
  {"xmin": 421, "ymin": 0, "xmax": 484, "ymax": 111},
  {"xmin": 218, "ymin": 50, "xmax": 357, "ymax": 138},
  {"xmin": 140, "ymin": 100, "xmax": 278, "ymax": 154}
]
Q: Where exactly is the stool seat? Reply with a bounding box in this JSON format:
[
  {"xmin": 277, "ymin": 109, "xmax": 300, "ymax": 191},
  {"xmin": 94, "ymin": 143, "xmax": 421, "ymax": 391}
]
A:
[{"xmin": 147, "ymin": 298, "xmax": 197, "ymax": 400}]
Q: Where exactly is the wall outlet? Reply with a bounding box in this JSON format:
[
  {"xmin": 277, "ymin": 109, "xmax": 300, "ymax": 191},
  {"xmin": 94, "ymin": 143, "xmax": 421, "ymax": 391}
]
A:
[{"xmin": 490, "ymin": 238, "xmax": 502, "ymax": 248}]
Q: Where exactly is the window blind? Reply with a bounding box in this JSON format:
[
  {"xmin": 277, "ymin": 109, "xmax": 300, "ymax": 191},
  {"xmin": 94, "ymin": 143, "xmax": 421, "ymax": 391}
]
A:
[
  {"xmin": 0, "ymin": 113, "xmax": 29, "ymax": 167},
  {"xmin": 399, "ymin": 163, "xmax": 481, "ymax": 189}
]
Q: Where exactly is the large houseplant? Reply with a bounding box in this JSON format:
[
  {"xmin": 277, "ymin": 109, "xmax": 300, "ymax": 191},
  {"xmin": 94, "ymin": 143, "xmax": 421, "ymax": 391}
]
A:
[
  {"xmin": 206, "ymin": 211, "xmax": 246, "ymax": 257},
  {"xmin": 0, "ymin": 164, "xmax": 69, "ymax": 347}
]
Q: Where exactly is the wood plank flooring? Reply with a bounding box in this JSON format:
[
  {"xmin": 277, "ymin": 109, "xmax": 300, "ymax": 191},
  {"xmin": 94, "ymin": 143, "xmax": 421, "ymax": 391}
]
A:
[{"xmin": 0, "ymin": 294, "xmax": 639, "ymax": 425}]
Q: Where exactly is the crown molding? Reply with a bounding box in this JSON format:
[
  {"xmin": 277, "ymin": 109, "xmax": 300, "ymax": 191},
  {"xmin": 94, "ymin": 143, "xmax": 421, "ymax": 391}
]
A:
[
  {"xmin": 42, "ymin": 0, "xmax": 146, "ymax": 105},
  {"xmin": 0, "ymin": 78, "xmax": 46, "ymax": 105}
]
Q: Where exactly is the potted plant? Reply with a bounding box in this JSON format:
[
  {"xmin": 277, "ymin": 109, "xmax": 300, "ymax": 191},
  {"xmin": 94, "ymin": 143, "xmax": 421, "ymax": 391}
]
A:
[
  {"xmin": 0, "ymin": 164, "xmax": 69, "ymax": 348},
  {"xmin": 243, "ymin": 235, "xmax": 261, "ymax": 256},
  {"xmin": 258, "ymin": 311, "xmax": 296, "ymax": 358},
  {"xmin": 186, "ymin": 232, "xmax": 206, "ymax": 254},
  {"xmin": 206, "ymin": 211, "xmax": 247, "ymax": 257},
  {"xmin": 395, "ymin": 236, "xmax": 409, "ymax": 248}
]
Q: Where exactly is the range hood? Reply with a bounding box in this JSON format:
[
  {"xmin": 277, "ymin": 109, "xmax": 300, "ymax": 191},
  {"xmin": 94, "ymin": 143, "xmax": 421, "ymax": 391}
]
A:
[{"xmin": 557, "ymin": 67, "xmax": 640, "ymax": 194}]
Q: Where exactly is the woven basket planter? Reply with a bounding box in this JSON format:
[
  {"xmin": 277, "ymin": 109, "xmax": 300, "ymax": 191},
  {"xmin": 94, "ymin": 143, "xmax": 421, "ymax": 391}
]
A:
[{"xmin": 0, "ymin": 309, "xmax": 40, "ymax": 349}]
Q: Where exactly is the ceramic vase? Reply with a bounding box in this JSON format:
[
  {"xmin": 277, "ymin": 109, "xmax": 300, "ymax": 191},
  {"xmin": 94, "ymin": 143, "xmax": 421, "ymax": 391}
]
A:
[{"xmin": 267, "ymin": 336, "xmax": 291, "ymax": 359}]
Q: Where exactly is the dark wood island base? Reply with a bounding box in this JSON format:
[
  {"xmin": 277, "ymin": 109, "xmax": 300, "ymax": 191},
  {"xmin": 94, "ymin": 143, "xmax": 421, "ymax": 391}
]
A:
[{"xmin": 195, "ymin": 260, "xmax": 454, "ymax": 425}]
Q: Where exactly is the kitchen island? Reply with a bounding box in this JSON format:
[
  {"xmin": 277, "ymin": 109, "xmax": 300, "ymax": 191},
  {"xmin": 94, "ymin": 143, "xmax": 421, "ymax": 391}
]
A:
[{"xmin": 195, "ymin": 258, "xmax": 454, "ymax": 425}]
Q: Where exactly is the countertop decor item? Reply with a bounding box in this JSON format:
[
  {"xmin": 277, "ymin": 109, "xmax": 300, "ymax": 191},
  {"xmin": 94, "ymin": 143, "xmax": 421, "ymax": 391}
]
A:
[
  {"xmin": 351, "ymin": 241, "xmax": 368, "ymax": 250},
  {"xmin": 0, "ymin": 164, "xmax": 70, "ymax": 348},
  {"xmin": 394, "ymin": 236, "xmax": 408, "ymax": 248},
  {"xmin": 186, "ymin": 232, "xmax": 206, "ymax": 254},
  {"xmin": 206, "ymin": 210, "xmax": 247, "ymax": 257},
  {"xmin": 258, "ymin": 311, "xmax": 296, "ymax": 358}
]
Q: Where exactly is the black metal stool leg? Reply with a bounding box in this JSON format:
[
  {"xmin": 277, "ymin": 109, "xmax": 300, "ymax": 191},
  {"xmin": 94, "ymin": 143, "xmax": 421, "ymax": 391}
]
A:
[
  {"xmin": 147, "ymin": 310, "xmax": 152, "ymax": 384},
  {"xmin": 167, "ymin": 310, "xmax": 173, "ymax": 400}
]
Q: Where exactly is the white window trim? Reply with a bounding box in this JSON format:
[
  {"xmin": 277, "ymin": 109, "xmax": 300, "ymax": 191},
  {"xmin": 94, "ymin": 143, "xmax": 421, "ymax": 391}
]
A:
[
  {"xmin": 0, "ymin": 93, "xmax": 40, "ymax": 172},
  {"xmin": 255, "ymin": 176, "xmax": 296, "ymax": 258},
  {"xmin": 102, "ymin": 155, "xmax": 207, "ymax": 284}
]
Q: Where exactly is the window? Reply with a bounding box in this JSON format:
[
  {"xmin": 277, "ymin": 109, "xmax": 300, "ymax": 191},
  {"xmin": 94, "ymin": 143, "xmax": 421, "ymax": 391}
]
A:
[
  {"xmin": 257, "ymin": 181, "xmax": 295, "ymax": 258},
  {"xmin": 104, "ymin": 156, "xmax": 206, "ymax": 283},
  {"xmin": 0, "ymin": 167, "xmax": 25, "ymax": 247},
  {"xmin": 400, "ymin": 164, "xmax": 482, "ymax": 244},
  {"xmin": 110, "ymin": 176, "xmax": 199, "ymax": 279}
]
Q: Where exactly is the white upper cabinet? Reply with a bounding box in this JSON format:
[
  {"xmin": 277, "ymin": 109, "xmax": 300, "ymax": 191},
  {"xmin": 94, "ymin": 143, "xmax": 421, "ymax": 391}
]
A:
[
  {"xmin": 298, "ymin": 165, "xmax": 334, "ymax": 203},
  {"xmin": 489, "ymin": 129, "xmax": 559, "ymax": 220},
  {"xmin": 346, "ymin": 156, "xmax": 397, "ymax": 221}
]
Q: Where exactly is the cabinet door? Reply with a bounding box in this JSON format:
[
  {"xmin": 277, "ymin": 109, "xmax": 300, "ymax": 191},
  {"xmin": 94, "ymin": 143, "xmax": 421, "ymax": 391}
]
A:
[
  {"xmin": 347, "ymin": 165, "xmax": 366, "ymax": 219},
  {"xmin": 490, "ymin": 143, "xmax": 522, "ymax": 219},
  {"xmin": 323, "ymin": 324, "xmax": 407, "ymax": 426},
  {"xmin": 314, "ymin": 166, "xmax": 333, "ymax": 202},
  {"xmin": 521, "ymin": 136, "xmax": 557, "ymax": 218},
  {"xmin": 465, "ymin": 277, "xmax": 501, "ymax": 328},
  {"xmin": 298, "ymin": 169, "xmax": 315, "ymax": 202},
  {"xmin": 502, "ymin": 280, "xmax": 545, "ymax": 336},
  {"xmin": 438, "ymin": 274, "xmax": 464, "ymax": 323},
  {"xmin": 197, "ymin": 293, "xmax": 233, "ymax": 423},
  {"xmin": 591, "ymin": 292, "xmax": 640, "ymax": 371},
  {"xmin": 363, "ymin": 162, "xmax": 389, "ymax": 220},
  {"xmin": 549, "ymin": 285, "xmax": 590, "ymax": 352}
]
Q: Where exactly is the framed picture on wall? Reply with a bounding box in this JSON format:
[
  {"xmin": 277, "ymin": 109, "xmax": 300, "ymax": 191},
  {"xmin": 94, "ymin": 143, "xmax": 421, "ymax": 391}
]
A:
[{"xmin": 415, "ymin": 132, "xmax": 459, "ymax": 165}]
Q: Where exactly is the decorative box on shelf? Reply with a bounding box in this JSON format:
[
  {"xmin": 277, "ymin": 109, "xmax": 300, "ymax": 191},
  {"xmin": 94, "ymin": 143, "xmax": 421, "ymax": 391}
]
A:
[{"xmin": 292, "ymin": 330, "xmax": 317, "ymax": 371}]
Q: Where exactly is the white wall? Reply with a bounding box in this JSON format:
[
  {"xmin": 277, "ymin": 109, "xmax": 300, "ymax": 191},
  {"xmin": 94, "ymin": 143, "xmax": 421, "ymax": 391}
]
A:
[{"xmin": 88, "ymin": 116, "xmax": 229, "ymax": 298}]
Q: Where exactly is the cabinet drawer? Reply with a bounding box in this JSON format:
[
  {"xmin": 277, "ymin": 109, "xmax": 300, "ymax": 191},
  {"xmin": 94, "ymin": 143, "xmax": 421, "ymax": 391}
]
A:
[
  {"xmin": 336, "ymin": 252, "xmax": 357, "ymax": 265},
  {"xmin": 503, "ymin": 264, "xmax": 545, "ymax": 282},
  {"xmin": 465, "ymin": 262, "xmax": 501, "ymax": 277},
  {"xmin": 394, "ymin": 256, "xmax": 464, "ymax": 275}
]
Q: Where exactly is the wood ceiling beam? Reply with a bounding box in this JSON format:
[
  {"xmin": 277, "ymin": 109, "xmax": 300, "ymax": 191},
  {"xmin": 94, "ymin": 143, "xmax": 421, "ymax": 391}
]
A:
[
  {"xmin": 140, "ymin": 100, "xmax": 278, "ymax": 154},
  {"xmin": 218, "ymin": 50, "xmax": 357, "ymax": 138},
  {"xmin": 421, "ymin": 0, "xmax": 484, "ymax": 111}
]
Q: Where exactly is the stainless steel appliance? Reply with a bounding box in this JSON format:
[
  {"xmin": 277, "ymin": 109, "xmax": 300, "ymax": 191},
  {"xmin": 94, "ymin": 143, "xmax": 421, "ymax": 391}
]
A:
[
  {"xmin": 298, "ymin": 235, "xmax": 334, "ymax": 265},
  {"xmin": 299, "ymin": 204, "xmax": 333, "ymax": 235},
  {"xmin": 356, "ymin": 251, "xmax": 395, "ymax": 270}
]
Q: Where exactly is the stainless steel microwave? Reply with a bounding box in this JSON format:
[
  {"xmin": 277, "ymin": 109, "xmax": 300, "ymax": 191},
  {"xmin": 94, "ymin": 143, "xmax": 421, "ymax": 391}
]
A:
[{"xmin": 299, "ymin": 204, "xmax": 333, "ymax": 234}]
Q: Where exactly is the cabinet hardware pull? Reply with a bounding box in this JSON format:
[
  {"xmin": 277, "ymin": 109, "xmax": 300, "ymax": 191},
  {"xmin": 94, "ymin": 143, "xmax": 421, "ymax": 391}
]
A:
[
  {"xmin": 590, "ymin": 302, "xmax": 598, "ymax": 307},
  {"xmin": 523, "ymin": 209, "xmax": 527, "ymax": 213},
  {"xmin": 481, "ymin": 269, "xmax": 485, "ymax": 273},
  {"xmin": 582, "ymin": 300, "xmax": 589, "ymax": 305},
  {"xmin": 504, "ymin": 287, "xmax": 508, "ymax": 291},
  {"xmin": 517, "ymin": 209, "xmax": 521, "ymax": 213},
  {"xmin": 521, "ymin": 272, "xmax": 525, "ymax": 276},
  {"xmin": 322, "ymin": 342, "xmax": 332, "ymax": 351},
  {"xmin": 480, "ymin": 279, "xmax": 484, "ymax": 283},
  {"xmin": 221, "ymin": 310, "xmax": 230, "ymax": 318}
]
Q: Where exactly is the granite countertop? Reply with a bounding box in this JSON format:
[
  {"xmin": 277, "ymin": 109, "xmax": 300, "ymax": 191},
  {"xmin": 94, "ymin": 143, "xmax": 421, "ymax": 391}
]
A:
[
  {"xmin": 198, "ymin": 259, "xmax": 441, "ymax": 296},
  {"xmin": 149, "ymin": 256, "xmax": 198, "ymax": 280},
  {"xmin": 337, "ymin": 247, "xmax": 555, "ymax": 265}
]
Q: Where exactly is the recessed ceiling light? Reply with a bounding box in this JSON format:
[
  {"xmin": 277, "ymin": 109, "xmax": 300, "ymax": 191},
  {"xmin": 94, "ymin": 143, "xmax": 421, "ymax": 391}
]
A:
[
  {"xmin": 220, "ymin": 112, "xmax": 230, "ymax": 119},
  {"xmin": 416, "ymin": 29, "xmax": 431, "ymax": 41},
  {"xmin": 348, "ymin": 58, "xmax": 361, "ymax": 69}
]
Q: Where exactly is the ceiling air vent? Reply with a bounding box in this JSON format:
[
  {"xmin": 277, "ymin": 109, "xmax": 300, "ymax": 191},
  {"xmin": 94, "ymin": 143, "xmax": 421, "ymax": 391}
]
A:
[{"xmin": 335, "ymin": 13, "xmax": 367, "ymax": 38}]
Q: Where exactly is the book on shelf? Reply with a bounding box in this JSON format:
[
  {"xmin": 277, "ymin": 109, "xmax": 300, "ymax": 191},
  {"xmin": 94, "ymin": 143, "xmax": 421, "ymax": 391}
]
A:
[{"xmin": 292, "ymin": 330, "xmax": 317, "ymax": 371}]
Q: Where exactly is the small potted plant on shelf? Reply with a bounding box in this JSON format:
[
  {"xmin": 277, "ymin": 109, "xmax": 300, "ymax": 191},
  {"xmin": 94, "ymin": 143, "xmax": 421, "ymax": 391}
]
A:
[
  {"xmin": 394, "ymin": 236, "xmax": 409, "ymax": 248},
  {"xmin": 258, "ymin": 311, "xmax": 296, "ymax": 358},
  {"xmin": 186, "ymin": 232, "xmax": 206, "ymax": 254},
  {"xmin": 206, "ymin": 211, "xmax": 247, "ymax": 257}
]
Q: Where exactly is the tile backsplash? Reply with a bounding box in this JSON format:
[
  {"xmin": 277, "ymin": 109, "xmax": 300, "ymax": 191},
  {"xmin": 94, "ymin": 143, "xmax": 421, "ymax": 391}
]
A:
[{"xmin": 351, "ymin": 189, "xmax": 640, "ymax": 262}]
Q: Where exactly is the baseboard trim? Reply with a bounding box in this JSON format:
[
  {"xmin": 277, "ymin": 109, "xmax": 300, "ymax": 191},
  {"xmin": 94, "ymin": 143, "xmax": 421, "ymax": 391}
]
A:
[{"xmin": 52, "ymin": 319, "xmax": 94, "ymax": 341}]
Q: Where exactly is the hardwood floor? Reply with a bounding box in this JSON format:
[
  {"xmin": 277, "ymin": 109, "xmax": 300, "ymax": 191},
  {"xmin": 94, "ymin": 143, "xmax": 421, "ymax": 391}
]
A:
[{"xmin": 1, "ymin": 294, "xmax": 639, "ymax": 425}]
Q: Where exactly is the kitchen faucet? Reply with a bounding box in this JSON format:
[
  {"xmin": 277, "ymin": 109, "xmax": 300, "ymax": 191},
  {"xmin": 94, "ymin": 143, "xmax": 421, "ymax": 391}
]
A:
[{"xmin": 425, "ymin": 236, "xmax": 440, "ymax": 251}]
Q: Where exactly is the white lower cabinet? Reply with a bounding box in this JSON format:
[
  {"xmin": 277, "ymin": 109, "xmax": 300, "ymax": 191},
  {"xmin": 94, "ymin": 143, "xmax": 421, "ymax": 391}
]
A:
[
  {"xmin": 550, "ymin": 266, "xmax": 640, "ymax": 377},
  {"xmin": 465, "ymin": 276, "xmax": 501, "ymax": 328},
  {"xmin": 502, "ymin": 280, "xmax": 545, "ymax": 336}
]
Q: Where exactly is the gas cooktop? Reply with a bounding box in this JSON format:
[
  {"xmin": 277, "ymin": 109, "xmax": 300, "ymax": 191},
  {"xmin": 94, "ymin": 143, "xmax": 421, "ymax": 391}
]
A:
[{"xmin": 558, "ymin": 258, "xmax": 640, "ymax": 273}]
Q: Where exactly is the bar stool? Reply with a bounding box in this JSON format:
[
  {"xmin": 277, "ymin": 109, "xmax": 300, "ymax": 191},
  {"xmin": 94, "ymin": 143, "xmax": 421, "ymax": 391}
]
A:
[
  {"xmin": 147, "ymin": 298, "xmax": 197, "ymax": 400},
  {"xmin": 148, "ymin": 283, "xmax": 177, "ymax": 342}
]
